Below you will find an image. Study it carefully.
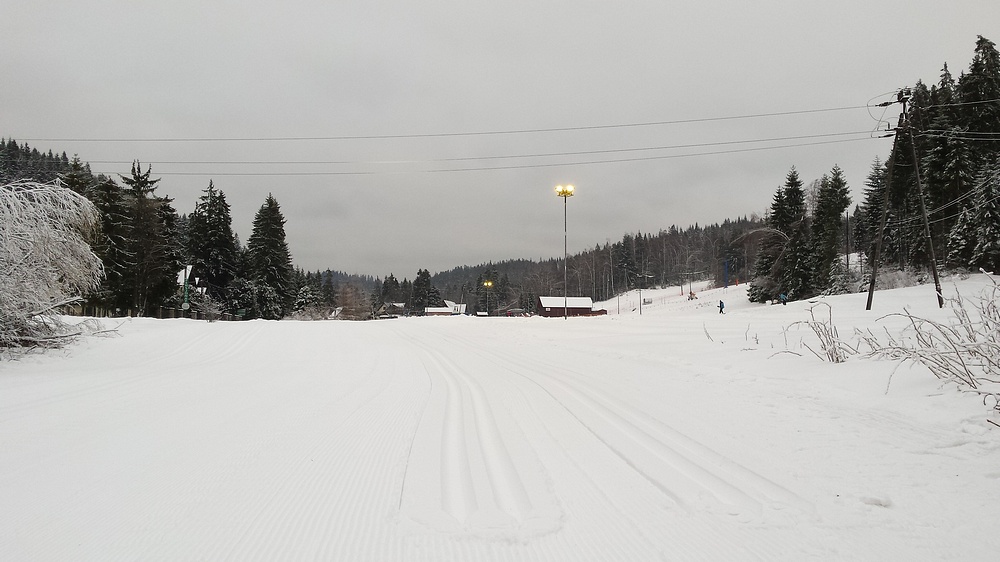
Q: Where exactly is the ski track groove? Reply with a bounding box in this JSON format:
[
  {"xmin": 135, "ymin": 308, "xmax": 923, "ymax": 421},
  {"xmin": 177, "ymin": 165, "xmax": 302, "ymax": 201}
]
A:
[
  {"xmin": 394, "ymin": 328, "xmax": 554, "ymax": 540},
  {"xmin": 431, "ymin": 348, "xmax": 533, "ymax": 522},
  {"xmin": 439, "ymin": 328, "xmax": 813, "ymax": 521},
  {"xmin": 493, "ymin": 364, "xmax": 680, "ymax": 560},
  {"xmin": 398, "ymin": 328, "xmax": 706, "ymax": 560},
  {"xmin": 436, "ymin": 357, "xmax": 479, "ymax": 524},
  {"xmin": 418, "ymin": 327, "xmax": 813, "ymax": 558}
]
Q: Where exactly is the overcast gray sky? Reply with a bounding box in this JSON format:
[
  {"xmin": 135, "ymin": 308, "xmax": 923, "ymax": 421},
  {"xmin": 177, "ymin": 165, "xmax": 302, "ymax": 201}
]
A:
[{"xmin": 3, "ymin": 1, "xmax": 997, "ymax": 277}]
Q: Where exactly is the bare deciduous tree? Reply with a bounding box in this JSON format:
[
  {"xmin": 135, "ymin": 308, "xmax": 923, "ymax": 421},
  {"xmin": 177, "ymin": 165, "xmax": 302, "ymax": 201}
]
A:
[{"xmin": 1, "ymin": 180, "xmax": 103, "ymax": 348}]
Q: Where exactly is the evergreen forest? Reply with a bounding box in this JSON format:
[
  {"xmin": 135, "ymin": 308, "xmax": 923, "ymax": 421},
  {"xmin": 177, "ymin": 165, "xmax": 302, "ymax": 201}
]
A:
[{"xmin": 3, "ymin": 35, "xmax": 998, "ymax": 320}]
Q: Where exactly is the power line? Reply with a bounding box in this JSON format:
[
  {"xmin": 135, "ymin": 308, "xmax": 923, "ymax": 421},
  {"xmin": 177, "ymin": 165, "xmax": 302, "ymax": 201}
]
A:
[
  {"xmin": 877, "ymin": 168, "xmax": 1000, "ymax": 229},
  {"xmin": 17, "ymin": 104, "xmax": 870, "ymax": 143},
  {"xmin": 84, "ymin": 136, "xmax": 880, "ymax": 177},
  {"xmin": 425, "ymin": 138, "xmax": 875, "ymax": 173},
  {"xmin": 76, "ymin": 130, "xmax": 875, "ymax": 166},
  {"xmin": 920, "ymin": 131, "xmax": 1000, "ymax": 142},
  {"xmin": 924, "ymin": 97, "xmax": 1000, "ymax": 109}
]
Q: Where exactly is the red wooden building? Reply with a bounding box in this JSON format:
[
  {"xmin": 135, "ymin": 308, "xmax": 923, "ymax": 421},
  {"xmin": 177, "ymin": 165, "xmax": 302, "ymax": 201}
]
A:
[{"xmin": 535, "ymin": 296, "xmax": 606, "ymax": 317}]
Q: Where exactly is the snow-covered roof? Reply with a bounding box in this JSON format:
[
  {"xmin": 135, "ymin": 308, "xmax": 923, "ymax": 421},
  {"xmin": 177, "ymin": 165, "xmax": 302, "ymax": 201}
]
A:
[
  {"xmin": 538, "ymin": 296, "xmax": 595, "ymax": 309},
  {"xmin": 425, "ymin": 300, "xmax": 467, "ymax": 315}
]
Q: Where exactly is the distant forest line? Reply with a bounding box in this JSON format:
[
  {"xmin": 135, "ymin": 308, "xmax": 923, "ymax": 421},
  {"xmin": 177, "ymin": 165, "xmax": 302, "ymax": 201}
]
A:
[{"xmin": 4, "ymin": 35, "xmax": 998, "ymax": 318}]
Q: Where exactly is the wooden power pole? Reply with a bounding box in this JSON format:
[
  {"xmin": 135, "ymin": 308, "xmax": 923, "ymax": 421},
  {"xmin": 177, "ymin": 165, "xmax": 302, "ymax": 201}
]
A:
[{"xmin": 865, "ymin": 89, "xmax": 944, "ymax": 310}]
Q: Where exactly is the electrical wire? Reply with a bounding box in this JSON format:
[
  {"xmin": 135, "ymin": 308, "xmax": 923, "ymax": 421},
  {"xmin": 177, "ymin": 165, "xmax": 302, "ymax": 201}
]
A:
[
  {"xmin": 74, "ymin": 130, "xmax": 875, "ymax": 167},
  {"xmin": 923, "ymin": 97, "xmax": 1000, "ymax": 110},
  {"xmin": 875, "ymin": 167, "xmax": 1000, "ymax": 229},
  {"xmin": 81, "ymin": 136, "xmax": 880, "ymax": 177},
  {"xmin": 920, "ymin": 132, "xmax": 1000, "ymax": 142},
  {"xmin": 16, "ymin": 104, "xmax": 870, "ymax": 143}
]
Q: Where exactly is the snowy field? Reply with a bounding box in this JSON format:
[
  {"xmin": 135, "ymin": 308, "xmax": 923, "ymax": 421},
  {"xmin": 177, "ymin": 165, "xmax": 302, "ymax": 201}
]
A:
[{"xmin": 2, "ymin": 278, "xmax": 999, "ymax": 561}]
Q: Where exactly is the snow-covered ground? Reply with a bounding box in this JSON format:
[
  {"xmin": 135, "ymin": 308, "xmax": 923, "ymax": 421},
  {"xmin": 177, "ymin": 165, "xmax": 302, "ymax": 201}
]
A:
[{"xmin": 2, "ymin": 278, "xmax": 999, "ymax": 561}]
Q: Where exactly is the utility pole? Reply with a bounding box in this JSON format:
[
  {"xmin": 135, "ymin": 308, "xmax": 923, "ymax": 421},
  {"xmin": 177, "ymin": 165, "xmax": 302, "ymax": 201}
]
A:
[
  {"xmin": 908, "ymin": 112, "xmax": 945, "ymax": 309},
  {"xmin": 866, "ymin": 91, "xmax": 905, "ymax": 310},
  {"xmin": 865, "ymin": 89, "xmax": 944, "ymax": 310}
]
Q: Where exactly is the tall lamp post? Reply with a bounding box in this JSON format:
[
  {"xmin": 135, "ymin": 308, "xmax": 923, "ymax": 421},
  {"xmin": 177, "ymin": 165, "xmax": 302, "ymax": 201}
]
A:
[
  {"xmin": 483, "ymin": 279, "xmax": 493, "ymax": 316},
  {"xmin": 555, "ymin": 184, "xmax": 575, "ymax": 319}
]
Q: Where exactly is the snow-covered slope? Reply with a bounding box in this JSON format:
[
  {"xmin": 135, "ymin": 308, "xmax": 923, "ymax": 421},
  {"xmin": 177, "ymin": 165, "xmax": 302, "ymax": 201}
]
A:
[{"xmin": 2, "ymin": 278, "xmax": 998, "ymax": 561}]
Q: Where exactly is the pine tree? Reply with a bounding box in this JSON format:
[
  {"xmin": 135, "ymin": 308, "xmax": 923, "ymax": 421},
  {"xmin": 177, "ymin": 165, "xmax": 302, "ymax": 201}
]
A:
[
  {"xmin": 781, "ymin": 219, "xmax": 812, "ymax": 299},
  {"xmin": 497, "ymin": 272, "xmax": 511, "ymax": 310},
  {"xmin": 59, "ymin": 156, "xmax": 94, "ymax": 195},
  {"xmin": 149, "ymin": 195, "xmax": 184, "ymax": 308},
  {"xmin": 87, "ymin": 177, "xmax": 131, "ymax": 312},
  {"xmin": 378, "ymin": 274, "xmax": 401, "ymax": 306},
  {"xmin": 969, "ymin": 158, "xmax": 1000, "ymax": 272},
  {"xmin": 776, "ymin": 168, "xmax": 811, "ymax": 299},
  {"xmin": 958, "ymin": 36, "xmax": 1000, "ymax": 161},
  {"xmin": 855, "ymin": 158, "xmax": 886, "ymax": 263},
  {"xmin": 292, "ymin": 268, "xmax": 320, "ymax": 314},
  {"xmin": 414, "ymin": 270, "xmax": 429, "ymax": 312},
  {"xmin": 748, "ymin": 182, "xmax": 788, "ymax": 302},
  {"xmin": 922, "ymin": 117, "xmax": 975, "ymax": 242},
  {"xmin": 186, "ymin": 181, "xmax": 238, "ymax": 305},
  {"xmin": 399, "ymin": 278, "xmax": 412, "ymax": 312},
  {"xmin": 749, "ymin": 167, "xmax": 810, "ymax": 302},
  {"xmin": 320, "ymin": 271, "xmax": 337, "ymax": 307},
  {"xmin": 246, "ymin": 194, "xmax": 294, "ymax": 319},
  {"xmin": 946, "ymin": 207, "xmax": 975, "ymax": 268},
  {"xmin": 614, "ymin": 234, "xmax": 638, "ymax": 289},
  {"xmin": 922, "ymin": 64, "xmax": 977, "ymax": 247},
  {"xmin": 779, "ymin": 168, "xmax": 806, "ymax": 234},
  {"xmin": 119, "ymin": 161, "xmax": 181, "ymax": 315},
  {"xmin": 810, "ymin": 166, "xmax": 851, "ymax": 293}
]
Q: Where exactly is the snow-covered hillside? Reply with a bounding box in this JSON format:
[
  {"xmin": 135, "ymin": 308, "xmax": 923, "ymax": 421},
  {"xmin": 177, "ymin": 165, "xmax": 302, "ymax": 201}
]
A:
[{"xmin": 2, "ymin": 278, "xmax": 998, "ymax": 561}]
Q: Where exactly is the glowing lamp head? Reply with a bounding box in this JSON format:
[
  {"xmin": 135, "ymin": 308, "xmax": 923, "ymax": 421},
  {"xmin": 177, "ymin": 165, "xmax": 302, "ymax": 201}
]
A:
[{"xmin": 555, "ymin": 184, "xmax": 575, "ymax": 197}]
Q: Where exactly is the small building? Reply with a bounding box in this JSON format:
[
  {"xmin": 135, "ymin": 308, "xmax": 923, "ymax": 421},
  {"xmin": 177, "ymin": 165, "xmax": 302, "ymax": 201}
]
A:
[
  {"xmin": 424, "ymin": 300, "xmax": 468, "ymax": 316},
  {"xmin": 535, "ymin": 296, "xmax": 606, "ymax": 318}
]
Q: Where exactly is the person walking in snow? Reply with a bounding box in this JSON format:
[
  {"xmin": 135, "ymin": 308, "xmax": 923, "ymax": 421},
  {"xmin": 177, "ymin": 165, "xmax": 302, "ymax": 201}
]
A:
[{"xmin": 718, "ymin": 300, "xmax": 725, "ymax": 314}]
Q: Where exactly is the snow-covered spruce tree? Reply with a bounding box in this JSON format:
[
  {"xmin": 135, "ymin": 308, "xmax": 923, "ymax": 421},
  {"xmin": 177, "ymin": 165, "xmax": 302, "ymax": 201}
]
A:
[
  {"xmin": 409, "ymin": 268, "xmax": 435, "ymax": 313},
  {"xmin": 957, "ymin": 35, "xmax": 1000, "ymax": 161},
  {"xmin": 968, "ymin": 158, "xmax": 1000, "ymax": 272},
  {"xmin": 922, "ymin": 66, "xmax": 976, "ymax": 249},
  {"xmin": 781, "ymin": 218, "xmax": 813, "ymax": 299},
  {"xmin": 854, "ymin": 158, "xmax": 886, "ymax": 265},
  {"xmin": 59, "ymin": 155, "xmax": 96, "ymax": 196},
  {"xmin": 1, "ymin": 180, "xmax": 103, "ymax": 348},
  {"xmin": 246, "ymin": 194, "xmax": 293, "ymax": 319},
  {"xmin": 946, "ymin": 207, "xmax": 975, "ymax": 269},
  {"xmin": 749, "ymin": 169, "xmax": 802, "ymax": 303},
  {"xmin": 810, "ymin": 166, "xmax": 851, "ymax": 294},
  {"xmin": 119, "ymin": 162, "xmax": 182, "ymax": 315},
  {"xmin": 748, "ymin": 167, "xmax": 811, "ymax": 302},
  {"xmin": 87, "ymin": 176, "xmax": 131, "ymax": 313},
  {"xmin": 320, "ymin": 273, "xmax": 337, "ymax": 308},
  {"xmin": 186, "ymin": 181, "xmax": 238, "ymax": 305}
]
